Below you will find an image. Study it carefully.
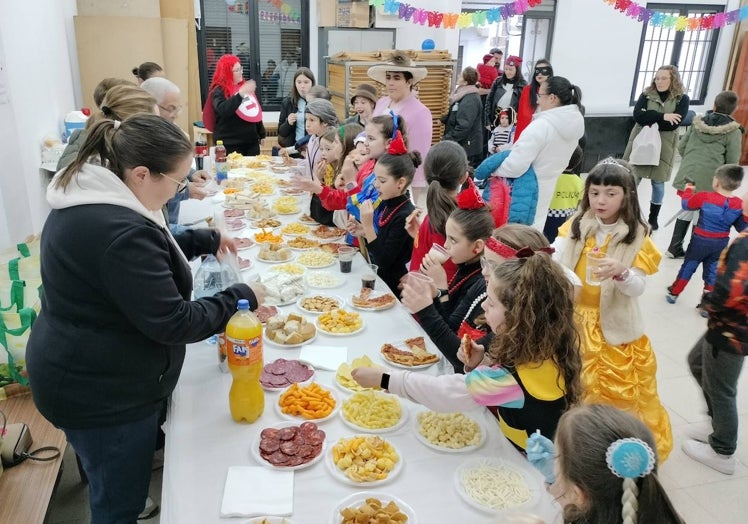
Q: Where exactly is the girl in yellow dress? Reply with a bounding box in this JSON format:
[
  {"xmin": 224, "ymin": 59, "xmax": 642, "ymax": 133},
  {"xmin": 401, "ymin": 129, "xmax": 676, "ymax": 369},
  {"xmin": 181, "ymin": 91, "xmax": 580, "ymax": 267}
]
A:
[{"xmin": 553, "ymin": 157, "xmax": 673, "ymax": 461}]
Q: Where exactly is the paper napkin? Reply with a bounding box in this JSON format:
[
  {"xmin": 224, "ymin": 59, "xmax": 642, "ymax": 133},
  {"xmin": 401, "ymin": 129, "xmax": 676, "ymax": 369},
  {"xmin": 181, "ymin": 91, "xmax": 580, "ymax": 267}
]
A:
[
  {"xmin": 219, "ymin": 466, "xmax": 293, "ymax": 517},
  {"xmin": 299, "ymin": 345, "xmax": 348, "ymax": 371}
]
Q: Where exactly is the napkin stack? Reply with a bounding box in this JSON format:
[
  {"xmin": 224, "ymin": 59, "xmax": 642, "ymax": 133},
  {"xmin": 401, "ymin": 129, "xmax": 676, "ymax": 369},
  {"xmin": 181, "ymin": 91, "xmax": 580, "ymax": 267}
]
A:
[{"xmin": 220, "ymin": 466, "xmax": 294, "ymax": 517}]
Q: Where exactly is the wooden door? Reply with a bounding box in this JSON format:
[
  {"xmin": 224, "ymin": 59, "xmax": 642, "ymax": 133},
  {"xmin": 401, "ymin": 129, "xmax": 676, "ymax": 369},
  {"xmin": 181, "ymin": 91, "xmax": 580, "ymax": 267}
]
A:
[{"xmin": 731, "ymin": 36, "xmax": 748, "ymax": 165}]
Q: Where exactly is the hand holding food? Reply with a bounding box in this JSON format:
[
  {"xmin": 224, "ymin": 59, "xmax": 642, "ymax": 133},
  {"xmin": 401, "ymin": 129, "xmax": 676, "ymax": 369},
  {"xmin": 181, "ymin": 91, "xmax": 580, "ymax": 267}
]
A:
[{"xmin": 351, "ymin": 367, "xmax": 385, "ymax": 389}]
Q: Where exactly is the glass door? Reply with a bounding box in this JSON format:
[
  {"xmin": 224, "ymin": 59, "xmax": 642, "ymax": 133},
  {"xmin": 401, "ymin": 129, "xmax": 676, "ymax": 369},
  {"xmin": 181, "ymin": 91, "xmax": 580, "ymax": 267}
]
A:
[{"xmin": 197, "ymin": 0, "xmax": 309, "ymax": 111}]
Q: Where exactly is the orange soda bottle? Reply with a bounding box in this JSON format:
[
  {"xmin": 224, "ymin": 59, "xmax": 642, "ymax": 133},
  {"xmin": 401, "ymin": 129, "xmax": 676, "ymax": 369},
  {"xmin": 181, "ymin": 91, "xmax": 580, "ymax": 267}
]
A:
[{"xmin": 225, "ymin": 299, "xmax": 264, "ymax": 422}]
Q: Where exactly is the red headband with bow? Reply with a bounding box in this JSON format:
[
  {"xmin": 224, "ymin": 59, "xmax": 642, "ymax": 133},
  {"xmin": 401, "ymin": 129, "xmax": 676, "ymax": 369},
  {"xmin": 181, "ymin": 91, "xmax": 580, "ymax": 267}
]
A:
[{"xmin": 387, "ymin": 130, "xmax": 408, "ymax": 155}]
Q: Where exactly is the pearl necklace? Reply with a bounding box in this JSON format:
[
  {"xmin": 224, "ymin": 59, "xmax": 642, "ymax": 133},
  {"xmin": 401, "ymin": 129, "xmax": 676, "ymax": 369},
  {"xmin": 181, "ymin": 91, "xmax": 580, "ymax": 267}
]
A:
[{"xmin": 462, "ymin": 291, "xmax": 487, "ymax": 323}]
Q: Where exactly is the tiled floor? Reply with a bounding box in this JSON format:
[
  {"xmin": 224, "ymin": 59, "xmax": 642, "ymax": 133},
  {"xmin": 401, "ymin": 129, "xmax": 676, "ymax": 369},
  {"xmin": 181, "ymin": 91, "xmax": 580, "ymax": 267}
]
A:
[{"xmin": 45, "ymin": 164, "xmax": 748, "ymax": 523}]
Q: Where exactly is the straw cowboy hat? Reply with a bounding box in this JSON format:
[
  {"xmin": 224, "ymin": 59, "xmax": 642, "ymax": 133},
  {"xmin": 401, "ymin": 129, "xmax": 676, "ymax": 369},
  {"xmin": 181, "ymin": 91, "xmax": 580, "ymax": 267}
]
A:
[{"xmin": 367, "ymin": 51, "xmax": 428, "ymax": 85}]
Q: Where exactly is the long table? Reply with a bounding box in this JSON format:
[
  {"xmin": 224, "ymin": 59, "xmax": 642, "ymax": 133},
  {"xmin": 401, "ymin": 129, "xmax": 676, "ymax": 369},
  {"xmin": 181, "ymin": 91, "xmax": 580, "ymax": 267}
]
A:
[{"xmin": 162, "ymin": 174, "xmax": 560, "ymax": 523}]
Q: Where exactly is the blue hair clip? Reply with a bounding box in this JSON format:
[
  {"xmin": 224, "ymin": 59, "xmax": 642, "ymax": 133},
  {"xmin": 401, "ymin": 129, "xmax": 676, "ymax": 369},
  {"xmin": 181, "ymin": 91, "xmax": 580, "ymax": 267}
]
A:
[
  {"xmin": 389, "ymin": 109, "xmax": 399, "ymax": 139},
  {"xmin": 605, "ymin": 438, "xmax": 656, "ymax": 479}
]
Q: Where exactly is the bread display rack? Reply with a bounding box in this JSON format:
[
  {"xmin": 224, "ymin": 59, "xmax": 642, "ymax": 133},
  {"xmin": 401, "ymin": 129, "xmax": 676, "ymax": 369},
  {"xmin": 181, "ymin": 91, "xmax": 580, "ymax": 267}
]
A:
[{"xmin": 327, "ymin": 50, "xmax": 456, "ymax": 145}]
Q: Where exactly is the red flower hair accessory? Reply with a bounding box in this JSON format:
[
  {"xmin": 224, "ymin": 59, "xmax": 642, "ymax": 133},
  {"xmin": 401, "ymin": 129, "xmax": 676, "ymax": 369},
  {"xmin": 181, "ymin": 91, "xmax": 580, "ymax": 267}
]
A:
[
  {"xmin": 456, "ymin": 177, "xmax": 485, "ymax": 210},
  {"xmin": 387, "ymin": 130, "xmax": 408, "ymax": 155}
]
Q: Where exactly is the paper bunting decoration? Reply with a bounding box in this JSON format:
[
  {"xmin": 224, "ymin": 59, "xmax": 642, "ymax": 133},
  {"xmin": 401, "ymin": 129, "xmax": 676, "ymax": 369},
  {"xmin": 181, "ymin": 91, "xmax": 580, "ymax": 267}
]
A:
[
  {"xmin": 603, "ymin": 0, "xmax": 747, "ymax": 31},
  {"xmin": 368, "ymin": 0, "xmax": 541, "ymax": 29}
]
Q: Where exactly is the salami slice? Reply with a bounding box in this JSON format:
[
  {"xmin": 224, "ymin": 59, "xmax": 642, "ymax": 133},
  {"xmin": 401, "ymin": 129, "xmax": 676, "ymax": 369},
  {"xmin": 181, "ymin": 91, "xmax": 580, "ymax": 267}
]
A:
[
  {"xmin": 308, "ymin": 429, "xmax": 326, "ymax": 446},
  {"xmin": 260, "ymin": 428, "xmax": 280, "ymax": 440},
  {"xmin": 279, "ymin": 441, "xmax": 299, "ymax": 455},
  {"xmin": 299, "ymin": 421, "xmax": 318, "ymax": 435},
  {"xmin": 296, "ymin": 444, "xmax": 314, "ymax": 458},
  {"xmin": 278, "ymin": 427, "xmax": 297, "ymax": 441},
  {"xmin": 259, "ymin": 437, "xmax": 280, "ymax": 454},
  {"xmin": 287, "ymin": 455, "xmax": 304, "ymax": 467},
  {"xmin": 266, "ymin": 450, "xmax": 288, "ymax": 466}
]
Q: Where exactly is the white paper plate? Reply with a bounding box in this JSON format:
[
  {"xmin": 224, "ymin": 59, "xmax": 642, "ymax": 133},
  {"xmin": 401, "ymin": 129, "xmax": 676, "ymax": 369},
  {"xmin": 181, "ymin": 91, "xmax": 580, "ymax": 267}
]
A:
[
  {"xmin": 296, "ymin": 294, "xmax": 345, "ymax": 315},
  {"xmin": 325, "ymin": 436, "xmax": 403, "ymax": 487},
  {"xmin": 237, "ymin": 257, "xmax": 253, "ymax": 272},
  {"xmin": 412, "ymin": 410, "xmax": 486, "ymax": 453},
  {"xmin": 316, "ymin": 318, "xmax": 365, "ymax": 337},
  {"xmin": 249, "ymin": 219, "xmax": 283, "ymax": 229},
  {"xmin": 250, "ymin": 422, "xmax": 326, "ymax": 471},
  {"xmin": 225, "ymin": 220, "xmax": 248, "ymax": 232},
  {"xmin": 274, "ymin": 384, "xmax": 340, "ymax": 423},
  {"xmin": 266, "ymin": 264, "xmax": 307, "ymax": 277},
  {"xmin": 256, "ymin": 251, "xmax": 295, "ymax": 264},
  {"xmin": 264, "ymin": 329, "xmax": 317, "ymax": 349},
  {"xmin": 297, "ymin": 256, "xmax": 336, "ymax": 269},
  {"xmin": 330, "ymin": 491, "xmax": 417, "ymax": 524},
  {"xmin": 261, "ymin": 359, "xmax": 315, "ymax": 391},
  {"xmin": 340, "ymin": 393, "xmax": 409, "ymax": 434},
  {"xmin": 234, "ymin": 237, "xmax": 255, "ymax": 251},
  {"xmin": 279, "ymin": 224, "xmax": 312, "ymax": 237},
  {"xmin": 305, "ymin": 271, "xmax": 345, "ymax": 289},
  {"xmin": 348, "ymin": 293, "xmax": 398, "ymax": 312},
  {"xmin": 298, "ymin": 215, "xmax": 319, "ymax": 225},
  {"xmin": 453, "ymin": 456, "xmax": 542, "ymax": 514},
  {"xmin": 378, "ymin": 349, "xmax": 440, "ymax": 370}
]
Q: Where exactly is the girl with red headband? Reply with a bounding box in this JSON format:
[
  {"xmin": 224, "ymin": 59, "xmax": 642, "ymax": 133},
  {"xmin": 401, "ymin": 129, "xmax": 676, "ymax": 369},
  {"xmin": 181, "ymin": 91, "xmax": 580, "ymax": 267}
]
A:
[
  {"xmin": 402, "ymin": 187, "xmax": 492, "ymax": 372},
  {"xmin": 204, "ymin": 54, "xmax": 265, "ymax": 156},
  {"xmin": 346, "ymin": 130, "xmax": 420, "ymax": 292}
]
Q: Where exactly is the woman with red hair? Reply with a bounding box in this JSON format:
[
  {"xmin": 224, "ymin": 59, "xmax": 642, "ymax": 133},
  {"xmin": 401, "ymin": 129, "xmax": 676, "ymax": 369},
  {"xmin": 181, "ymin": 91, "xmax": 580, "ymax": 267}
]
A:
[{"xmin": 208, "ymin": 54, "xmax": 266, "ymax": 156}]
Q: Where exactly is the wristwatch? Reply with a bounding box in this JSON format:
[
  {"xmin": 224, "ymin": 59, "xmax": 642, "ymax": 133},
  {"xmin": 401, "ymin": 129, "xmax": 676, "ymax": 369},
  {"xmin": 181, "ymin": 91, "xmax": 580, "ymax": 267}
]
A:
[
  {"xmin": 345, "ymin": 181, "xmax": 356, "ymax": 191},
  {"xmin": 613, "ymin": 268, "xmax": 630, "ymax": 282},
  {"xmin": 380, "ymin": 373, "xmax": 390, "ymax": 390},
  {"xmin": 435, "ymin": 288, "xmax": 449, "ymax": 299}
]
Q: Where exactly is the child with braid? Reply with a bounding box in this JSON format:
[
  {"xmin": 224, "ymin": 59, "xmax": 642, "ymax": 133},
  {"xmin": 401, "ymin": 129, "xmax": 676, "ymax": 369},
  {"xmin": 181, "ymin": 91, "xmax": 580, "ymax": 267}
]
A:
[{"xmin": 527, "ymin": 404, "xmax": 684, "ymax": 524}]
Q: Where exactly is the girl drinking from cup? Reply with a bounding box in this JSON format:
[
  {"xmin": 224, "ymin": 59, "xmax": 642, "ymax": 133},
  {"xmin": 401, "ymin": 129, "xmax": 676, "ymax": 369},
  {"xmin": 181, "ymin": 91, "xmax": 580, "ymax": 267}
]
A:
[
  {"xmin": 346, "ymin": 130, "xmax": 420, "ymax": 292},
  {"xmin": 353, "ymin": 252, "xmax": 582, "ymax": 451},
  {"xmin": 553, "ymin": 157, "xmax": 672, "ymax": 461},
  {"xmin": 402, "ymin": 200, "xmax": 493, "ymax": 372}
]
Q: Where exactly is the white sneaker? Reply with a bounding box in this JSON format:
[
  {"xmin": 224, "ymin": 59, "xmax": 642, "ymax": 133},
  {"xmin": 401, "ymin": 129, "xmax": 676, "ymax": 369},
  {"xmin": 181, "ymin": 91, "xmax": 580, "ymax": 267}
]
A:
[
  {"xmin": 682, "ymin": 439, "xmax": 736, "ymax": 475},
  {"xmin": 137, "ymin": 496, "xmax": 160, "ymax": 520},
  {"xmin": 683, "ymin": 423, "xmax": 711, "ymax": 443}
]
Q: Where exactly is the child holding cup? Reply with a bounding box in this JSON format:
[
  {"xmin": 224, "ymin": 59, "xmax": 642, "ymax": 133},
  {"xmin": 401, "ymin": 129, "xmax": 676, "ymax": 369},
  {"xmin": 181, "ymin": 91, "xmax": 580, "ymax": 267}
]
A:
[
  {"xmin": 552, "ymin": 157, "xmax": 672, "ymax": 461},
  {"xmin": 346, "ymin": 130, "xmax": 419, "ymax": 292}
]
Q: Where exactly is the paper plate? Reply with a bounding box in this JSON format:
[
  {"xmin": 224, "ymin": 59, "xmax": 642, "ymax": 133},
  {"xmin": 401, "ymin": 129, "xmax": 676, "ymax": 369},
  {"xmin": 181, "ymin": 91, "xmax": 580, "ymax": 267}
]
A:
[
  {"xmin": 348, "ymin": 293, "xmax": 398, "ymax": 312},
  {"xmin": 264, "ymin": 329, "xmax": 317, "ymax": 349},
  {"xmin": 296, "ymin": 294, "xmax": 345, "ymax": 315},
  {"xmin": 234, "ymin": 237, "xmax": 255, "ymax": 251},
  {"xmin": 299, "ymin": 215, "xmax": 319, "ymax": 225},
  {"xmin": 296, "ymin": 251, "xmax": 337, "ymax": 269},
  {"xmin": 305, "ymin": 271, "xmax": 345, "ymax": 289},
  {"xmin": 260, "ymin": 359, "xmax": 315, "ymax": 391},
  {"xmin": 325, "ymin": 436, "xmax": 403, "ymax": 487},
  {"xmin": 330, "ymin": 492, "xmax": 417, "ymax": 524},
  {"xmin": 412, "ymin": 410, "xmax": 486, "ymax": 453},
  {"xmin": 316, "ymin": 318, "xmax": 365, "ymax": 337},
  {"xmin": 378, "ymin": 349, "xmax": 440, "ymax": 370},
  {"xmin": 246, "ymin": 518, "xmax": 297, "ymax": 524},
  {"xmin": 453, "ymin": 456, "xmax": 541, "ymax": 514},
  {"xmin": 256, "ymin": 249, "xmax": 295, "ymax": 264},
  {"xmin": 250, "ymin": 422, "xmax": 326, "ymax": 471},
  {"xmin": 340, "ymin": 393, "xmax": 409, "ymax": 434},
  {"xmin": 266, "ymin": 263, "xmax": 307, "ymax": 277},
  {"xmin": 275, "ymin": 384, "xmax": 340, "ymax": 423}
]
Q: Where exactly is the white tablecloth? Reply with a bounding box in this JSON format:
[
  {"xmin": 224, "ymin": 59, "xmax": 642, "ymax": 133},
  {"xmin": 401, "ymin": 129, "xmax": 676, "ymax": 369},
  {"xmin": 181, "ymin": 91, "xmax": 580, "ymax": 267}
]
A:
[{"xmin": 161, "ymin": 180, "xmax": 560, "ymax": 523}]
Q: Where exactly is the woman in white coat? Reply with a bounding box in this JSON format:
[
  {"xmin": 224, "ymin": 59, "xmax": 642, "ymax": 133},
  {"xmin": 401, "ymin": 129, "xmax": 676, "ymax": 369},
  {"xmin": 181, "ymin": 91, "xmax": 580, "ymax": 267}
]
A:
[{"xmin": 494, "ymin": 76, "xmax": 585, "ymax": 229}]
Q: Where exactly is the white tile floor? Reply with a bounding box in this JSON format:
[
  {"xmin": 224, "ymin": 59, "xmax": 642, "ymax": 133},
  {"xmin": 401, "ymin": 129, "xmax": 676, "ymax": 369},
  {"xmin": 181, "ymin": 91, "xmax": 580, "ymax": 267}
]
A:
[{"xmin": 45, "ymin": 163, "xmax": 748, "ymax": 523}]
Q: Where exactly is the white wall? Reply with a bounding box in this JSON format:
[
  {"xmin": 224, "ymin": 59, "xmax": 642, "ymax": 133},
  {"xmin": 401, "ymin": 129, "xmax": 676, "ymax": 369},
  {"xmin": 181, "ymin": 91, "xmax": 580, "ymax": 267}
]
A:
[
  {"xmin": 0, "ymin": 0, "xmax": 78, "ymax": 247},
  {"xmin": 552, "ymin": 0, "xmax": 739, "ymax": 115}
]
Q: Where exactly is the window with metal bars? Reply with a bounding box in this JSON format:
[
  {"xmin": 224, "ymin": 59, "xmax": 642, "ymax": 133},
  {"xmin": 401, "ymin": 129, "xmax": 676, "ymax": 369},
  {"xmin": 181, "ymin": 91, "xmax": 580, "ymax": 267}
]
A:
[{"xmin": 631, "ymin": 3, "xmax": 722, "ymax": 105}]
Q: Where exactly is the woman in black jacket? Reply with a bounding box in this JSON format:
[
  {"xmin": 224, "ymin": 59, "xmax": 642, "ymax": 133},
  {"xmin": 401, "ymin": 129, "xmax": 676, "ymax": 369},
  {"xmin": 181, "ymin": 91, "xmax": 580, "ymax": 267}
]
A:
[
  {"xmin": 27, "ymin": 114, "xmax": 263, "ymax": 523},
  {"xmin": 443, "ymin": 67, "xmax": 484, "ymax": 167},
  {"xmin": 484, "ymin": 55, "xmax": 526, "ymax": 134},
  {"xmin": 277, "ymin": 67, "xmax": 315, "ymax": 148}
]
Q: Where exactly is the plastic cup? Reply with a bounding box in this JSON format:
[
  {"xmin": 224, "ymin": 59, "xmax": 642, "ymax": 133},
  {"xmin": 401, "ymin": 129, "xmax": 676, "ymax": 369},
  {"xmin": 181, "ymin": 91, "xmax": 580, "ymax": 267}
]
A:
[
  {"xmin": 361, "ymin": 264, "xmax": 378, "ymax": 290},
  {"xmin": 339, "ymin": 246, "xmax": 355, "ymax": 273},
  {"xmin": 586, "ymin": 251, "xmax": 605, "ymax": 286},
  {"xmin": 428, "ymin": 243, "xmax": 450, "ymax": 264}
]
